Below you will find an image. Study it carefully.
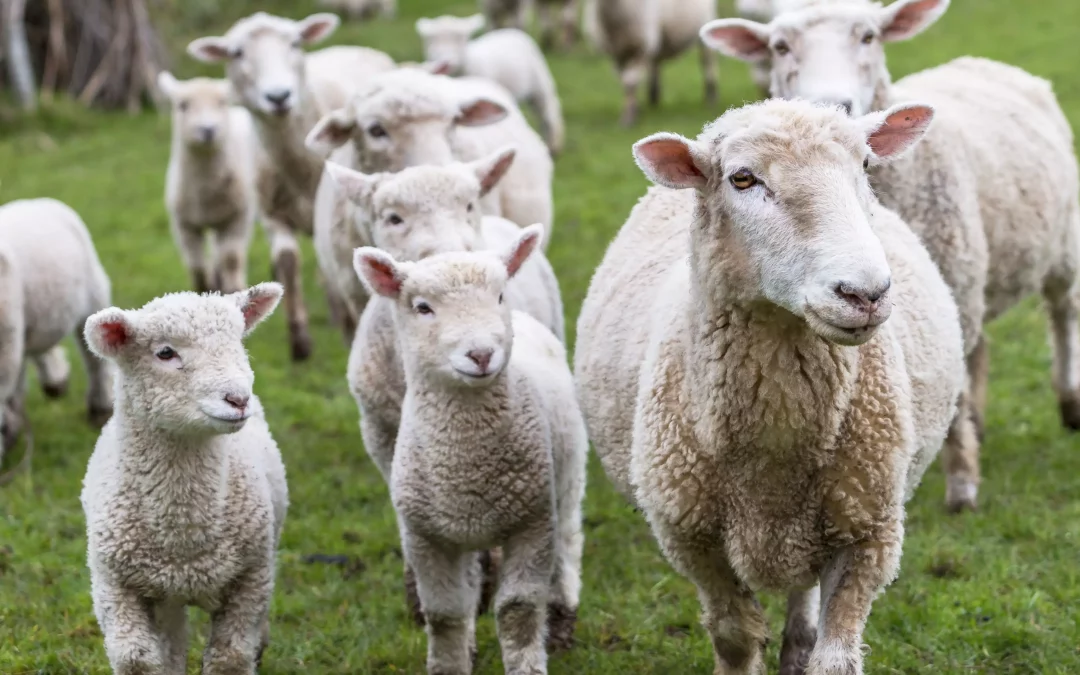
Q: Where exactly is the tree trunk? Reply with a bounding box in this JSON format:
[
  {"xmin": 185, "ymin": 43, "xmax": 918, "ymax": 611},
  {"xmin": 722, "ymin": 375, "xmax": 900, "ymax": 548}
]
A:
[{"xmin": 3, "ymin": 0, "xmax": 36, "ymax": 110}]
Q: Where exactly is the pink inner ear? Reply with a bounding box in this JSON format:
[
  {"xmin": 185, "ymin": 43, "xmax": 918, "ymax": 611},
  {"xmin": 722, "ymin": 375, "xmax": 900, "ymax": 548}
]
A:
[
  {"xmin": 100, "ymin": 321, "xmax": 129, "ymax": 349},
  {"xmin": 868, "ymin": 107, "xmax": 933, "ymax": 157},
  {"xmin": 241, "ymin": 296, "xmax": 273, "ymax": 328},
  {"xmin": 506, "ymin": 233, "xmax": 539, "ymax": 277},
  {"xmin": 457, "ymin": 100, "xmax": 507, "ymax": 127},
  {"xmin": 882, "ymin": 0, "xmax": 942, "ymax": 39},
  {"xmin": 481, "ymin": 153, "xmax": 515, "ymax": 194},
  {"xmin": 638, "ymin": 139, "xmax": 705, "ymax": 185},
  {"xmin": 703, "ymin": 25, "xmax": 769, "ymax": 60},
  {"xmin": 362, "ymin": 257, "xmax": 403, "ymax": 296}
]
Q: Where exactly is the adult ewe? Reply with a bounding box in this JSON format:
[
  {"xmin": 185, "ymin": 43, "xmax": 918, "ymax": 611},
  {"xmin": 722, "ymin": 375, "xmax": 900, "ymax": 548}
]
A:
[
  {"xmin": 188, "ymin": 12, "xmax": 395, "ymax": 361},
  {"xmin": 701, "ymin": 0, "xmax": 1080, "ymax": 512},
  {"xmin": 574, "ymin": 99, "xmax": 964, "ymax": 674}
]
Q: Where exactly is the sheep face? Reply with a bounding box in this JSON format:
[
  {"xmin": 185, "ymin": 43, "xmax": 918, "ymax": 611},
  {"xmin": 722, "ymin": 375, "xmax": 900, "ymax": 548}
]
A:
[
  {"xmin": 415, "ymin": 15, "xmax": 486, "ymax": 74},
  {"xmin": 701, "ymin": 0, "xmax": 949, "ymax": 117},
  {"xmin": 633, "ymin": 99, "xmax": 934, "ymax": 346},
  {"xmin": 158, "ymin": 74, "xmax": 233, "ymax": 149},
  {"xmin": 353, "ymin": 225, "xmax": 543, "ymax": 386},
  {"xmin": 326, "ymin": 147, "xmax": 516, "ymax": 260},
  {"xmin": 187, "ymin": 12, "xmax": 340, "ymax": 120},
  {"xmin": 83, "ymin": 285, "xmax": 282, "ymax": 437}
]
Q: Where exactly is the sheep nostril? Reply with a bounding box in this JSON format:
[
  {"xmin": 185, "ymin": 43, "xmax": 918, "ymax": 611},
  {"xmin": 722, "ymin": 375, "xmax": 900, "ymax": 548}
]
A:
[
  {"xmin": 466, "ymin": 349, "xmax": 493, "ymax": 372},
  {"xmin": 224, "ymin": 394, "xmax": 249, "ymax": 410}
]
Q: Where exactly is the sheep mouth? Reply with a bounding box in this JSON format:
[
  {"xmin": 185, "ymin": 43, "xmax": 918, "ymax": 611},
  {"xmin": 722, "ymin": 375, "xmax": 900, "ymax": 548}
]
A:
[
  {"xmin": 804, "ymin": 305, "xmax": 880, "ymax": 347},
  {"xmin": 453, "ymin": 368, "xmax": 496, "ymax": 381}
]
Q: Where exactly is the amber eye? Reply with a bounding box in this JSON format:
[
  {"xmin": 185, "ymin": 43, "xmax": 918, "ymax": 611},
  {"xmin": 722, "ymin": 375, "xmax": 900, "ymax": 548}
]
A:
[
  {"xmin": 773, "ymin": 40, "xmax": 790, "ymax": 56},
  {"xmin": 156, "ymin": 346, "xmax": 178, "ymax": 361},
  {"xmin": 730, "ymin": 169, "xmax": 757, "ymax": 190},
  {"xmin": 415, "ymin": 302, "xmax": 434, "ymax": 316},
  {"xmin": 387, "ymin": 213, "xmax": 403, "ymax": 225},
  {"xmin": 367, "ymin": 123, "xmax": 388, "ymax": 139},
  {"xmin": 863, "ymin": 157, "xmax": 870, "ymax": 170},
  {"xmin": 861, "ymin": 31, "xmax": 874, "ymax": 44}
]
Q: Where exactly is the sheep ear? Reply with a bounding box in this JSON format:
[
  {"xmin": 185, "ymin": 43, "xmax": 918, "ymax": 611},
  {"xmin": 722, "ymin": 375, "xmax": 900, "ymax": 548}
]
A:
[
  {"xmin": 353, "ymin": 247, "xmax": 406, "ymax": 299},
  {"xmin": 416, "ymin": 18, "xmax": 433, "ymax": 36},
  {"xmin": 699, "ymin": 19, "xmax": 772, "ymax": 63},
  {"xmin": 860, "ymin": 103, "xmax": 934, "ymax": 161},
  {"xmin": 325, "ymin": 162, "xmax": 379, "ymax": 205},
  {"xmin": 502, "ymin": 224, "xmax": 544, "ymax": 279},
  {"xmin": 157, "ymin": 71, "xmax": 180, "ymax": 100},
  {"xmin": 306, "ymin": 109, "xmax": 356, "ymax": 156},
  {"xmin": 232, "ymin": 283, "xmax": 284, "ymax": 335},
  {"xmin": 632, "ymin": 133, "xmax": 709, "ymax": 190},
  {"xmin": 298, "ymin": 13, "xmax": 341, "ymax": 45},
  {"xmin": 187, "ymin": 36, "xmax": 232, "ymax": 63},
  {"xmin": 465, "ymin": 14, "xmax": 486, "ymax": 36},
  {"xmin": 455, "ymin": 98, "xmax": 508, "ymax": 127},
  {"xmin": 85, "ymin": 308, "xmax": 136, "ymax": 359},
  {"xmin": 878, "ymin": 0, "xmax": 949, "ymax": 42},
  {"xmin": 470, "ymin": 146, "xmax": 516, "ymax": 197},
  {"xmin": 423, "ymin": 59, "xmax": 453, "ymax": 76}
]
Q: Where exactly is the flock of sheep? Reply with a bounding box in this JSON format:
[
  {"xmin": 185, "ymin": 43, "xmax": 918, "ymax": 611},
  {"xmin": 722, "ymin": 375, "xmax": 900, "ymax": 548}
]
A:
[{"xmin": 0, "ymin": 0, "xmax": 1077, "ymax": 673}]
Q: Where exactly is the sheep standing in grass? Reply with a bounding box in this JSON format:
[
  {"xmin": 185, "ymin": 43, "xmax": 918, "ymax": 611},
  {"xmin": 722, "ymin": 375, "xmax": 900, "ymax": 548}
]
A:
[
  {"xmin": 582, "ymin": 0, "xmax": 718, "ymax": 126},
  {"xmin": 416, "ymin": 15, "xmax": 566, "ymax": 156},
  {"xmin": 534, "ymin": 0, "xmax": 580, "ymax": 50},
  {"xmin": 0, "ymin": 199, "xmax": 113, "ymax": 462},
  {"xmin": 159, "ymin": 72, "xmax": 257, "ymax": 295},
  {"xmin": 318, "ymin": 0, "xmax": 396, "ymax": 20},
  {"xmin": 81, "ymin": 284, "xmax": 287, "ymax": 675},
  {"xmin": 354, "ymin": 225, "xmax": 586, "ymax": 672},
  {"xmin": 187, "ymin": 12, "xmax": 395, "ymax": 361},
  {"xmin": 575, "ymin": 99, "xmax": 965, "ymax": 674},
  {"xmin": 701, "ymin": 0, "xmax": 1080, "ymax": 513},
  {"xmin": 325, "ymin": 149, "xmax": 565, "ymax": 626},
  {"xmin": 480, "ymin": 0, "xmax": 529, "ymax": 29}
]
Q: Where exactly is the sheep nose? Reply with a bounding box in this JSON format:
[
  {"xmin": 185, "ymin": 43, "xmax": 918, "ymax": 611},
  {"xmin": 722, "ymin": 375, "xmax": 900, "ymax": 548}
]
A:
[
  {"xmin": 835, "ymin": 278, "xmax": 891, "ymax": 311},
  {"xmin": 466, "ymin": 348, "xmax": 493, "ymax": 373},
  {"xmin": 198, "ymin": 125, "xmax": 216, "ymax": 142},
  {"xmin": 264, "ymin": 88, "xmax": 292, "ymax": 107},
  {"xmin": 224, "ymin": 393, "xmax": 249, "ymax": 410}
]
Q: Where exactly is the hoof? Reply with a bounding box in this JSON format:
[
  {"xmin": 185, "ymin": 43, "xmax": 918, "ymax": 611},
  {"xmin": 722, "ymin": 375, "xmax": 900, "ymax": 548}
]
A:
[
  {"xmin": 546, "ymin": 603, "xmax": 578, "ymax": 651},
  {"xmin": 88, "ymin": 404, "xmax": 113, "ymax": 428},
  {"xmin": 779, "ymin": 618, "xmax": 815, "ymax": 675},
  {"xmin": 289, "ymin": 326, "xmax": 313, "ymax": 362},
  {"xmin": 945, "ymin": 477, "xmax": 978, "ymax": 514},
  {"xmin": 1060, "ymin": 393, "xmax": 1080, "ymax": 431},
  {"xmin": 478, "ymin": 547, "xmax": 501, "ymax": 616},
  {"xmin": 43, "ymin": 379, "xmax": 69, "ymax": 399}
]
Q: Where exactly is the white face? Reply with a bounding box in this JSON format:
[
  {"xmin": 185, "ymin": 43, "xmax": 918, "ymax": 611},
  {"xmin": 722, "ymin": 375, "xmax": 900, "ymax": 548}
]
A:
[
  {"xmin": 416, "ymin": 15, "xmax": 484, "ymax": 73},
  {"xmin": 633, "ymin": 100, "xmax": 935, "ymax": 346},
  {"xmin": 161, "ymin": 76, "xmax": 232, "ymax": 149},
  {"xmin": 85, "ymin": 285, "xmax": 282, "ymax": 436}
]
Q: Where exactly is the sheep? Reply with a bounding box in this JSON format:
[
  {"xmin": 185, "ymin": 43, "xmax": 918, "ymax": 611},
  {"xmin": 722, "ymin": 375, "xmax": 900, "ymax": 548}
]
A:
[
  {"xmin": 353, "ymin": 224, "xmax": 587, "ymax": 672},
  {"xmin": 159, "ymin": 72, "xmax": 258, "ymax": 296},
  {"xmin": 80, "ymin": 283, "xmax": 288, "ymax": 675},
  {"xmin": 582, "ymin": 0, "xmax": 718, "ymax": 126},
  {"xmin": 574, "ymin": 98, "xmax": 965, "ymax": 674},
  {"xmin": 187, "ymin": 12, "xmax": 396, "ymax": 361},
  {"xmin": 480, "ymin": 0, "xmax": 529, "ymax": 29},
  {"xmin": 0, "ymin": 198, "xmax": 114, "ymax": 465},
  {"xmin": 324, "ymin": 149, "xmax": 566, "ymax": 625},
  {"xmin": 415, "ymin": 15, "xmax": 566, "ymax": 156},
  {"xmin": 700, "ymin": 0, "xmax": 1080, "ymax": 513},
  {"xmin": 534, "ymin": 0, "xmax": 581, "ymax": 50},
  {"xmin": 318, "ymin": 0, "xmax": 396, "ymax": 20}
]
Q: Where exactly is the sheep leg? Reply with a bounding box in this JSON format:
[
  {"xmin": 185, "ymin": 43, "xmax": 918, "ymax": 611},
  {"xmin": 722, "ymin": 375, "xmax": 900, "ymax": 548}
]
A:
[
  {"xmin": 407, "ymin": 533, "xmax": 478, "ymax": 675},
  {"xmin": 546, "ymin": 420, "xmax": 586, "ymax": 652},
  {"xmin": 173, "ymin": 221, "xmax": 211, "ymax": 293},
  {"xmin": 942, "ymin": 388, "xmax": 980, "ymax": 513},
  {"xmin": 0, "ymin": 364, "xmax": 27, "ymax": 456},
  {"xmin": 92, "ymin": 579, "xmax": 166, "ymax": 675},
  {"xmin": 699, "ymin": 40, "xmax": 719, "ymax": 106},
  {"xmin": 322, "ymin": 272, "xmax": 357, "ymax": 345},
  {"xmin": 618, "ymin": 58, "xmax": 647, "ymax": 127},
  {"xmin": 559, "ymin": 0, "xmax": 579, "ymax": 48},
  {"xmin": 266, "ymin": 219, "xmax": 313, "ymax": 361},
  {"xmin": 647, "ymin": 60, "xmax": 661, "ymax": 107},
  {"xmin": 531, "ymin": 89, "xmax": 565, "ymax": 157},
  {"xmin": 780, "ymin": 586, "xmax": 820, "ymax": 675},
  {"xmin": 807, "ymin": 542, "xmax": 900, "ymax": 675},
  {"xmin": 966, "ymin": 335, "xmax": 989, "ymax": 441},
  {"xmin": 75, "ymin": 314, "xmax": 115, "ymax": 427},
  {"xmin": 212, "ymin": 218, "xmax": 252, "ymax": 295},
  {"xmin": 494, "ymin": 519, "xmax": 554, "ymax": 675},
  {"xmin": 1043, "ymin": 275, "xmax": 1080, "ymax": 430},
  {"xmin": 33, "ymin": 344, "xmax": 70, "ymax": 399},
  {"xmin": 153, "ymin": 601, "xmax": 188, "ymax": 675},
  {"xmin": 202, "ymin": 565, "xmax": 273, "ymax": 675},
  {"xmin": 538, "ymin": 2, "xmax": 556, "ymax": 50}
]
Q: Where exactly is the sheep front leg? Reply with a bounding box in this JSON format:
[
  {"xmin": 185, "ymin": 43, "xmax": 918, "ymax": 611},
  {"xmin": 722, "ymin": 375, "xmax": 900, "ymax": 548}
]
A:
[
  {"xmin": 92, "ymin": 578, "xmax": 165, "ymax": 675},
  {"xmin": 407, "ymin": 533, "xmax": 479, "ymax": 674},
  {"xmin": 559, "ymin": 0, "xmax": 579, "ymax": 48},
  {"xmin": 34, "ymin": 344, "xmax": 71, "ymax": 398},
  {"xmin": 153, "ymin": 601, "xmax": 188, "ymax": 675},
  {"xmin": 1044, "ymin": 276, "xmax": 1080, "ymax": 430},
  {"xmin": 699, "ymin": 40, "xmax": 718, "ymax": 106},
  {"xmin": 495, "ymin": 520, "xmax": 555, "ymax": 675},
  {"xmin": 618, "ymin": 57, "xmax": 647, "ymax": 127},
  {"xmin": 265, "ymin": 218, "xmax": 312, "ymax": 361},
  {"xmin": 213, "ymin": 216, "xmax": 253, "ymax": 295},
  {"xmin": 75, "ymin": 314, "xmax": 115, "ymax": 427},
  {"xmin": 780, "ymin": 586, "xmax": 820, "ymax": 675},
  {"xmin": 966, "ymin": 335, "xmax": 989, "ymax": 441},
  {"xmin": 806, "ymin": 541, "xmax": 900, "ymax": 675},
  {"xmin": 942, "ymin": 387, "xmax": 980, "ymax": 513},
  {"xmin": 173, "ymin": 220, "xmax": 211, "ymax": 293},
  {"xmin": 202, "ymin": 565, "xmax": 273, "ymax": 675}
]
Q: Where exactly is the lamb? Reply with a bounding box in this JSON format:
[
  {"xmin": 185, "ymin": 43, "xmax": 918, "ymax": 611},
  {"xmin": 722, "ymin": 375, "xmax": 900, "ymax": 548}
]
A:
[
  {"xmin": 582, "ymin": 0, "xmax": 718, "ymax": 126},
  {"xmin": 0, "ymin": 198, "xmax": 113, "ymax": 465},
  {"xmin": 415, "ymin": 15, "xmax": 566, "ymax": 156},
  {"xmin": 188, "ymin": 12, "xmax": 396, "ymax": 361},
  {"xmin": 574, "ymin": 99, "xmax": 965, "ymax": 674},
  {"xmin": 317, "ymin": 0, "xmax": 396, "ymax": 20},
  {"xmin": 479, "ymin": 0, "xmax": 528, "ymax": 29},
  {"xmin": 159, "ymin": 72, "xmax": 257, "ymax": 295},
  {"xmin": 534, "ymin": 0, "xmax": 581, "ymax": 50},
  {"xmin": 700, "ymin": 0, "xmax": 1080, "ymax": 513},
  {"xmin": 353, "ymin": 225, "xmax": 586, "ymax": 672},
  {"xmin": 80, "ymin": 283, "xmax": 288, "ymax": 675}
]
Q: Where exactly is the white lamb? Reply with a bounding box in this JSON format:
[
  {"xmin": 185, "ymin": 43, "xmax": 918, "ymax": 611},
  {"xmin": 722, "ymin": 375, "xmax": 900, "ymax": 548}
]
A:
[
  {"xmin": 188, "ymin": 12, "xmax": 395, "ymax": 361},
  {"xmin": 0, "ymin": 198, "xmax": 113, "ymax": 463},
  {"xmin": 81, "ymin": 283, "xmax": 288, "ymax": 675},
  {"xmin": 159, "ymin": 72, "xmax": 257, "ymax": 295},
  {"xmin": 318, "ymin": 0, "xmax": 395, "ymax": 20},
  {"xmin": 353, "ymin": 225, "xmax": 587, "ymax": 672},
  {"xmin": 574, "ymin": 99, "xmax": 965, "ymax": 674},
  {"xmin": 701, "ymin": 0, "xmax": 1080, "ymax": 513},
  {"xmin": 582, "ymin": 0, "xmax": 718, "ymax": 126},
  {"xmin": 416, "ymin": 15, "xmax": 566, "ymax": 156}
]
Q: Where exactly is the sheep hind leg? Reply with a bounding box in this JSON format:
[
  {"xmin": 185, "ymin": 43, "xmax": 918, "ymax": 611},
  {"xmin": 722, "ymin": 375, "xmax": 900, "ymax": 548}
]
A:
[
  {"xmin": 619, "ymin": 58, "xmax": 647, "ymax": 127},
  {"xmin": 647, "ymin": 60, "xmax": 661, "ymax": 107},
  {"xmin": 559, "ymin": 0, "xmax": 579, "ymax": 48},
  {"xmin": 967, "ymin": 335, "xmax": 990, "ymax": 442},
  {"xmin": 779, "ymin": 586, "xmax": 819, "ymax": 675},
  {"xmin": 75, "ymin": 314, "xmax": 114, "ymax": 427},
  {"xmin": 942, "ymin": 388, "xmax": 980, "ymax": 513},
  {"xmin": 699, "ymin": 40, "xmax": 718, "ymax": 106},
  {"xmin": 1044, "ymin": 275, "xmax": 1080, "ymax": 431},
  {"xmin": 267, "ymin": 222, "xmax": 313, "ymax": 361},
  {"xmin": 34, "ymin": 344, "xmax": 71, "ymax": 399}
]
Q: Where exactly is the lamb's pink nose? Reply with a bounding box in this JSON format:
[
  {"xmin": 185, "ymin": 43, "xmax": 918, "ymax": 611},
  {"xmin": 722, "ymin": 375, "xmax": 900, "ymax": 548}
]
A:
[
  {"xmin": 224, "ymin": 393, "xmax": 249, "ymax": 410},
  {"xmin": 466, "ymin": 348, "xmax": 493, "ymax": 373}
]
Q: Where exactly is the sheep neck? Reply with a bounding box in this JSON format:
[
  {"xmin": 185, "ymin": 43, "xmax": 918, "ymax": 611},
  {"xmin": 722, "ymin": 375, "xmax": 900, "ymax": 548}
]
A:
[
  {"xmin": 869, "ymin": 66, "xmax": 895, "ymax": 114},
  {"xmin": 402, "ymin": 367, "xmax": 514, "ymax": 457},
  {"xmin": 250, "ymin": 89, "xmax": 323, "ymax": 193}
]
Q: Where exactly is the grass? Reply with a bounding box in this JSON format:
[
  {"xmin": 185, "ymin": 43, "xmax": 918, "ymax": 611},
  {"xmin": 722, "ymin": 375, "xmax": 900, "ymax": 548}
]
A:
[{"xmin": 1, "ymin": 0, "xmax": 1079, "ymax": 672}]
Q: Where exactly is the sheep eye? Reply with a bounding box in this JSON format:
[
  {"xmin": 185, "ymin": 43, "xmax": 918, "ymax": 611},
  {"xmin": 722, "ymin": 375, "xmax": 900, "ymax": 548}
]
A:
[
  {"xmin": 467, "ymin": 202, "xmax": 474, "ymax": 213},
  {"xmin": 861, "ymin": 31, "xmax": 874, "ymax": 45},
  {"xmin": 230, "ymin": 47, "xmax": 244, "ymax": 59},
  {"xmin": 498, "ymin": 293, "xmax": 504, "ymax": 304},
  {"xmin": 178, "ymin": 100, "xmax": 189, "ymax": 112},
  {"xmin": 730, "ymin": 169, "xmax": 757, "ymax": 190},
  {"xmin": 156, "ymin": 346, "xmax": 178, "ymax": 361},
  {"xmin": 387, "ymin": 213, "xmax": 403, "ymax": 225},
  {"xmin": 415, "ymin": 302, "xmax": 434, "ymax": 316},
  {"xmin": 367, "ymin": 123, "xmax": 388, "ymax": 139},
  {"xmin": 773, "ymin": 40, "xmax": 790, "ymax": 55},
  {"xmin": 863, "ymin": 157, "xmax": 870, "ymax": 170}
]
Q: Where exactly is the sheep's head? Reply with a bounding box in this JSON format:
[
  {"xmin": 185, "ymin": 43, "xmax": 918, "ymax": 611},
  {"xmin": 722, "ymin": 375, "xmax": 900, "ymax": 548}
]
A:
[
  {"xmin": 701, "ymin": 0, "xmax": 949, "ymax": 117},
  {"xmin": 187, "ymin": 12, "xmax": 340, "ymax": 120},
  {"xmin": 158, "ymin": 73, "xmax": 234, "ymax": 150},
  {"xmin": 305, "ymin": 69, "xmax": 508, "ymax": 172},
  {"xmin": 414, "ymin": 14, "xmax": 486, "ymax": 74},
  {"xmin": 633, "ymin": 98, "xmax": 934, "ymax": 346},
  {"xmin": 353, "ymin": 225, "xmax": 543, "ymax": 386},
  {"xmin": 84, "ymin": 284, "xmax": 283, "ymax": 437},
  {"xmin": 325, "ymin": 146, "xmax": 516, "ymax": 260}
]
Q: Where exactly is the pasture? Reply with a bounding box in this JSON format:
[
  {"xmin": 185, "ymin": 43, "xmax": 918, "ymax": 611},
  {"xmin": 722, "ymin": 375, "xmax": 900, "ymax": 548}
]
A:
[{"xmin": 1, "ymin": 0, "xmax": 1079, "ymax": 672}]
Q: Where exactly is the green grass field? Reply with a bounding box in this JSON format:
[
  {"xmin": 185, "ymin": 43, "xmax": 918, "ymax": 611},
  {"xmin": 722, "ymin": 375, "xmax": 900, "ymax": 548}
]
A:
[{"xmin": 2, "ymin": 0, "xmax": 1079, "ymax": 672}]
